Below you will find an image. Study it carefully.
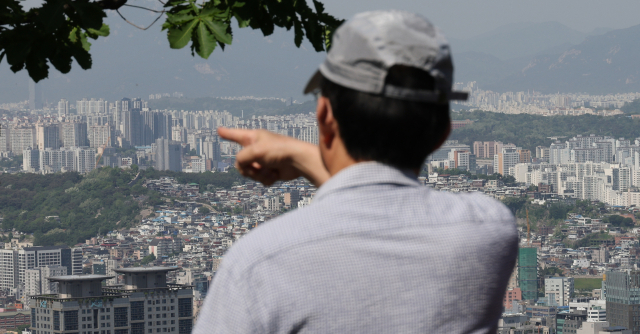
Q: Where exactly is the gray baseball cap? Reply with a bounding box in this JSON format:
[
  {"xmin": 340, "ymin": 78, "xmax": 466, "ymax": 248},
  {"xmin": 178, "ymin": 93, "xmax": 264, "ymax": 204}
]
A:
[{"xmin": 304, "ymin": 10, "xmax": 468, "ymax": 103}]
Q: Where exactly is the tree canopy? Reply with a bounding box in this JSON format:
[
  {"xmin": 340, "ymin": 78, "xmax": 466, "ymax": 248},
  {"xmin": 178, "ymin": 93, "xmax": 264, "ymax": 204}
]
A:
[
  {"xmin": 603, "ymin": 214, "xmax": 634, "ymax": 228},
  {"xmin": 0, "ymin": 0, "xmax": 343, "ymax": 82},
  {"xmin": 450, "ymin": 111, "xmax": 640, "ymax": 152},
  {"xmin": 0, "ymin": 166, "xmax": 245, "ymax": 246}
]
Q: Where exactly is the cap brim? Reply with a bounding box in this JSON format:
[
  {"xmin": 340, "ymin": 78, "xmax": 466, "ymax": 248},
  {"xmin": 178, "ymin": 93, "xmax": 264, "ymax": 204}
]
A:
[{"xmin": 303, "ymin": 70, "xmax": 323, "ymax": 94}]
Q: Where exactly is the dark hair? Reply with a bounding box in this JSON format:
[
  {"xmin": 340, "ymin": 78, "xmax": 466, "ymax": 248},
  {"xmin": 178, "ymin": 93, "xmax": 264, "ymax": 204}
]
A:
[{"xmin": 319, "ymin": 65, "xmax": 450, "ymax": 170}]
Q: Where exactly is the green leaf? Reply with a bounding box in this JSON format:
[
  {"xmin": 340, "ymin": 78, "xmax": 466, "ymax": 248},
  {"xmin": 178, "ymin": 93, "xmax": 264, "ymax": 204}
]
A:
[
  {"xmin": 4, "ymin": 31, "xmax": 32, "ymax": 71},
  {"xmin": 36, "ymin": 0, "xmax": 66, "ymax": 31},
  {"xmin": 49, "ymin": 49, "xmax": 73, "ymax": 74},
  {"xmin": 293, "ymin": 20, "xmax": 303, "ymax": 47},
  {"xmin": 312, "ymin": 0, "xmax": 325, "ymax": 14},
  {"xmin": 79, "ymin": 32, "xmax": 91, "ymax": 51},
  {"xmin": 73, "ymin": 49, "xmax": 92, "ymax": 70},
  {"xmin": 165, "ymin": 13, "xmax": 196, "ymax": 26},
  {"xmin": 25, "ymin": 53, "xmax": 50, "ymax": 82},
  {"xmin": 70, "ymin": 0, "xmax": 105, "ymax": 30},
  {"xmin": 167, "ymin": 19, "xmax": 198, "ymax": 49},
  {"xmin": 87, "ymin": 24, "xmax": 110, "ymax": 38},
  {"xmin": 202, "ymin": 19, "xmax": 232, "ymax": 45},
  {"xmin": 194, "ymin": 21, "xmax": 216, "ymax": 58},
  {"xmin": 234, "ymin": 13, "xmax": 250, "ymax": 28}
]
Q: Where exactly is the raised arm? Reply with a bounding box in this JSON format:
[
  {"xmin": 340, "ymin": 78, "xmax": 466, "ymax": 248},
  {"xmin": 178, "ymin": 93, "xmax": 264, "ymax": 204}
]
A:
[{"xmin": 218, "ymin": 127, "xmax": 330, "ymax": 187}]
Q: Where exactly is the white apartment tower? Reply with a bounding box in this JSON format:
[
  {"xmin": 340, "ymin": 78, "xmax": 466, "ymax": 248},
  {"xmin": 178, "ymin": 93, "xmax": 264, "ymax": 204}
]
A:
[
  {"xmin": 58, "ymin": 99, "xmax": 69, "ymax": 116},
  {"xmin": 25, "ymin": 265, "xmax": 68, "ymax": 296},
  {"xmin": 545, "ymin": 276, "xmax": 574, "ymax": 306},
  {"xmin": 0, "ymin": 249, "xmax": 19, "ymax": 290}
]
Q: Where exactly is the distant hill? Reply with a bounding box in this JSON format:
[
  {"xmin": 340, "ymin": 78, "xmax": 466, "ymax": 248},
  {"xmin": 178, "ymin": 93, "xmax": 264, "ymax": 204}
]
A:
[
  {"xmin": 148, "ymin": 98, "xmax": 316, "ymax": 117},
  {"xmin": 484, "ymin": 24, "xmax": 640, "ymax": 94},
  {"xmin": 450, "ymin": 21, "xmax": 590, "ymax": 60},
  {"xmin": 450, "ymin": 111, "xmax": 640, "ymax": 151}
]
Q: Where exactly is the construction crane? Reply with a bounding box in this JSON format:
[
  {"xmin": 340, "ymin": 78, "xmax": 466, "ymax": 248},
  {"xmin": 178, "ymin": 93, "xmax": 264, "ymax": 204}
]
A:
[
  {"xmin": 95, "ymin": 136, "xmax": 111, "ymax": 166},
  {"xmin": 526, "ymin": 208, "xmax": 531, "ymax": 247}
]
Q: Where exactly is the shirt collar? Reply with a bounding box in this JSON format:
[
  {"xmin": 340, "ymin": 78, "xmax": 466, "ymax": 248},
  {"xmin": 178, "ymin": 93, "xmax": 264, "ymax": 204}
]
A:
[{"xmin": 314, "ymin": 162, "xmax": 420, "ymax": 202}]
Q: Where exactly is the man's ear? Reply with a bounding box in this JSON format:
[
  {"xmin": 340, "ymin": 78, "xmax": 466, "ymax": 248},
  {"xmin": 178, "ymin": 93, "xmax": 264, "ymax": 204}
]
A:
[{"xmin": 317, "ymin": 96, "xmax": 337, "ymax": 147}]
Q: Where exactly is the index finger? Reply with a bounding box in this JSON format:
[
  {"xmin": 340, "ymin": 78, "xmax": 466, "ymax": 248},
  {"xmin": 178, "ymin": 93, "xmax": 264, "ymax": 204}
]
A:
[{"xmin": 218, "ymin": 127, "xmax": 257, "ymax": 147}]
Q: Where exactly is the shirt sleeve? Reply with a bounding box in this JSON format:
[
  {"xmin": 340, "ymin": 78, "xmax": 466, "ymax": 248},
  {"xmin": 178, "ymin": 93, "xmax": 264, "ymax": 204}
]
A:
[{"xmin": 192, "ymin": 263, "xmax": 259, "ymax": 334}]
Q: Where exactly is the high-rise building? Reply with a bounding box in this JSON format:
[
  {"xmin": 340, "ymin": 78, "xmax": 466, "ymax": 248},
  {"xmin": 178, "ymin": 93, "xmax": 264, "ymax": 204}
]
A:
[
  {"xmin": 155, "ymin": 138, "xmax": 182, "ymax": 172},
  {"xmin": 88, "ymin": 124, "xmax": 113, "ymax": 148},
  {"xmin": 200, "ymin": 138, "xmax": 220, "ymax": 164},
  {"xmin": 536, "ymin": 146, "xmax": 550, "ymax": 161},
  {"xmin": 124, "ymin": 108, "xmax": 142, "ymax": 147},
  {"xmin": 484, "ymin": 141, "xmax": 502, "ymax": 160},
  {"xmin": 495, "ymin": 147, "xmax": 520, "ymax": 176},
  {"xmin": 76, "ymin": 98, "xmax": 108, "ymax": 115},
  {"xmin": 17, "ymin": 246, "xmax": 77, "ymax": 285},
  {"xmin": 71, "ymin": 248, "xmax": 83, "ymax": 275},
  {"xmin": 29, "ymin": 79, "xmax": 42, "ymax": 110},
  {"xmin": 518, "ymin": 149, "xmax": 531, "ymax": 163},
  {"xmin": 605, "ymin": 271, "xmax": 640, "ymax": 333},
  {"xmin": 545, "ymin": 277, "xmax": 574, "ymax": 306},
  {"xmin": 0, "ymin": 124, "xmax": 11, "ymax": 152},
  {"xmin": 23, "ymin": 148, "xmax": 40, "ymax": 172},
  {"xmin": 11, "ymin": 125, "xmax": 36, "ymax": 154},
  {"xmin": 58, "ymin": 99, "xmax": 69, "ymax": 116},
  {"xmin": 24, "ymin": 268, "xmax": 41, "ymax": 296},
  {"xmin": 518, "ymin": 247, "xmax": 538, "ymax": 301},
  {"xmin": 60, "ymin": 122, "xmax": 88, "ymax": 147},
  {"xmin": 473, "ymin": 141, "xmax": 485, "ymax": 158},
  {"xmin": 28, "ymin": 267, "xmax": 194, "ymax": 334},
  {"xmin": 39, "ymin": 148, "xmax": 76, "ymax": 173},
  {"xmin": 72, "ymin": 146, "xmax": 97, "ymax": 174},
  {"xmin": 25, "ymin": 265, "xmax": 67, "ymax": 296},
  {"xmin": 264, "ymin": 196, "xmax": 281, "ymax": 211},
  {"xmin": 154, "ymin": 112, "xmax": 173, "ymax": 142},
  {"xmin": 24, "ymin": 147, "xmax": 95, "ymax": 174},
  {"xmin": 36, "ymin": 123, "xmax": 61, "ymax": 150},
  {"xmin": 106, "ymin": 260, "xmax": 118, "ymax": 285},
  {"xmin": 0, "ymin": 249, "xmax": 19, "ymax": 290},
  {"xmin": 284, "ymin": 190, "xmax": 300, "ymax": 209}
]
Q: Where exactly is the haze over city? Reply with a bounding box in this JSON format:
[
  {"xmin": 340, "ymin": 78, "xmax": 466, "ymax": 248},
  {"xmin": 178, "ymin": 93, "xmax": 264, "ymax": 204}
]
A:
[
  {"xmin": 5, "ymin": 1, "xmax": 640, "ymax": 334},
  {"xmin": 3, "ymin": 0, "xmax": 640, "ymax": 102}
]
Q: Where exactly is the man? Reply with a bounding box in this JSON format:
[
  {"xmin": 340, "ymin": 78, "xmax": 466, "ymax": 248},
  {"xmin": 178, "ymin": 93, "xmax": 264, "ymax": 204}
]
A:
[{"xmin": 193, "ymin": 10, "xmax": 517, "ymax": 333}]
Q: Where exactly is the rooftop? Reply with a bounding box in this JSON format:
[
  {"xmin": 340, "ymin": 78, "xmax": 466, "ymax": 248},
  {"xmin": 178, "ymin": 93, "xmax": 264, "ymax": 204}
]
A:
[
  {"xmin": 114, "ymin": 266, "xmax": 178, "ymax": 273},
  {"xmin": 48, "ymin": 274, "xmax": 114, "ymax": 282}
]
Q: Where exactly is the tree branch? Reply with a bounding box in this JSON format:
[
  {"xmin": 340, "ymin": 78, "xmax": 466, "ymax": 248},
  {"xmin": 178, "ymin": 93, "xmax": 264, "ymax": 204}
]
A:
[
  {"xmin": 123, "ymin": 4, "xmax": 165, "ymax": 13},
  {"xmin": 116, "ymin": 9, "xmax": 165, "ymax": 31}
]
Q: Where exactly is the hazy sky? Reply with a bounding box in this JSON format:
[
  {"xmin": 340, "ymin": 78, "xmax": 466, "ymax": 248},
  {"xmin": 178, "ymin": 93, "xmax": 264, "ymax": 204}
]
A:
[
  {"xmin": 6, "ymin": 0, "xmax": 640, "ymax": 103},
  {"xmin": 20, "ymin": 0, "xmax": 640, "ymax": 38},
  {"xmin": 319, "ymin": 0, "xmax": 640, "ymax": 39}
]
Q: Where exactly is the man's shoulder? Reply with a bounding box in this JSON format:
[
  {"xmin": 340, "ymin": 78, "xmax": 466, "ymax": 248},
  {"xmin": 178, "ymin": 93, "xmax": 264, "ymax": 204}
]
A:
[
  {"xmin": 439, "ymin": 191, "xmax": 515, "ymax": 223},
  {"xmin": 221, "ymin": 189, "xmax": 514, "ymax": 275},
  {"xmin": 217, "ymin": 205, "xmax": 330, "ymax": 275}
]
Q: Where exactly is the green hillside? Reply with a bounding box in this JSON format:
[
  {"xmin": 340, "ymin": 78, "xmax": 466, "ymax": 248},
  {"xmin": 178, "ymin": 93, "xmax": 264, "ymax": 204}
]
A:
[
  {"xmin": 0, "ymin": 167, "xmax": 244, "ymax": 246},
  {"xmin": 450, "ymin": 111, "xmax": 640, "ymax": 151}
]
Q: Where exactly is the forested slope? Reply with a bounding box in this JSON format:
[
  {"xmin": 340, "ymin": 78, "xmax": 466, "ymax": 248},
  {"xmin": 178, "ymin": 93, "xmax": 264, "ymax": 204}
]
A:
[
  {"xmin": 0, "ymin": 167, "xmax": 244, "ymax": 246},
  {"xmin": 450, "ymin": 111, "xmax": 640, "ymax": 151}
]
